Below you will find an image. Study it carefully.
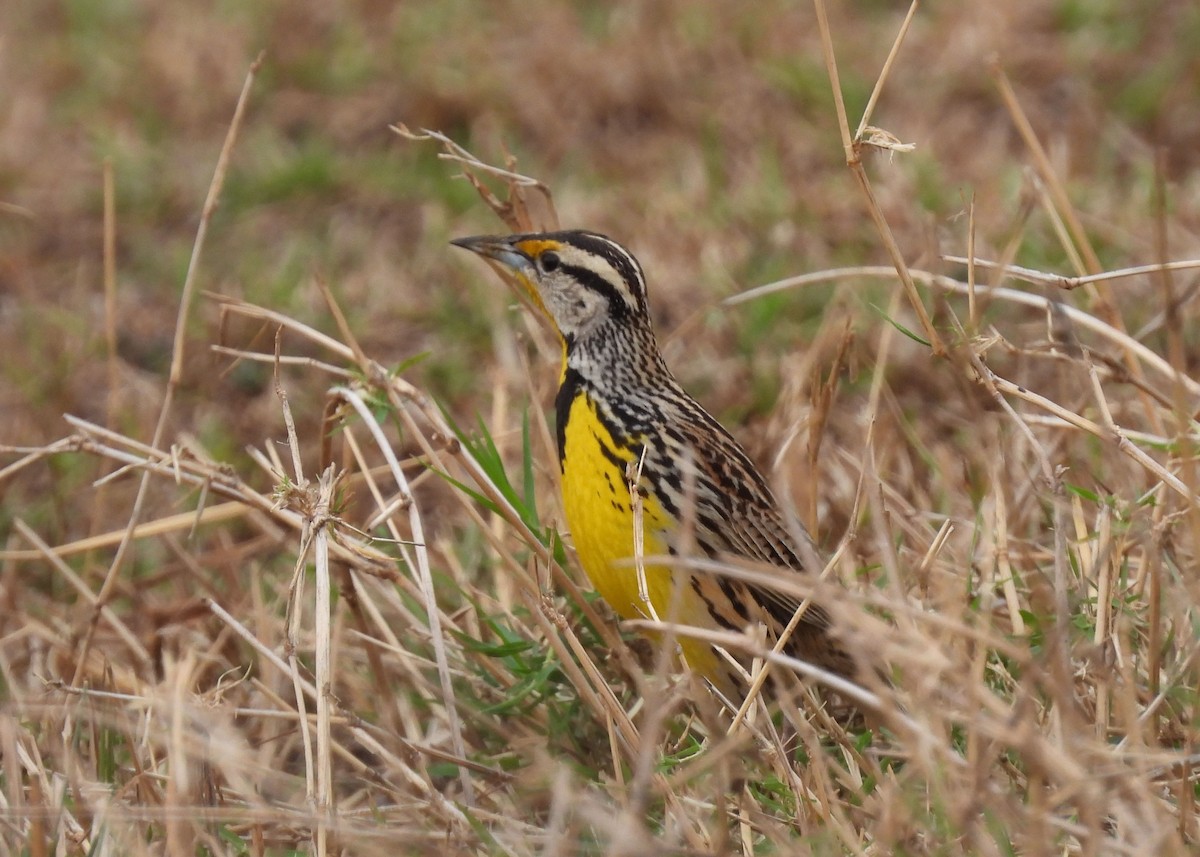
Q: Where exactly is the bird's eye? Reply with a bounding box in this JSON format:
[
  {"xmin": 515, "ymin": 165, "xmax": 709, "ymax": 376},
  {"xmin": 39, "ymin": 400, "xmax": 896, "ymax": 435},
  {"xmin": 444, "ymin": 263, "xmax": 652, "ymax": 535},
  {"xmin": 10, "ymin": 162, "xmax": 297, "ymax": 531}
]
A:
[{"xmin": 539, "ymin": 251, "xmax": 561, "ymax": 273}]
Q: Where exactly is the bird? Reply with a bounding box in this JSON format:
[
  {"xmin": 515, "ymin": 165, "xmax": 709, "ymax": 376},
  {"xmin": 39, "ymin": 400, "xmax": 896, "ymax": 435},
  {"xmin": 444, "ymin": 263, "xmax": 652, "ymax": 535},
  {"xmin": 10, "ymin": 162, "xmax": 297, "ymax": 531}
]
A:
[{"xmin": 452, "ymin": 229, "xmax": 857, "ymax": 701}]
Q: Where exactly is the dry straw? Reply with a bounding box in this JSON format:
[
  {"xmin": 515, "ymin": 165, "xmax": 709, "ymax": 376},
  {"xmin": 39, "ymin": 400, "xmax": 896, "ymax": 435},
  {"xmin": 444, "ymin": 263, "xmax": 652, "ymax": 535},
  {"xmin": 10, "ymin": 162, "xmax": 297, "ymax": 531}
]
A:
[{"xmin": 1, "ymin": 4, "xmax": 1199, "ymax": 855}]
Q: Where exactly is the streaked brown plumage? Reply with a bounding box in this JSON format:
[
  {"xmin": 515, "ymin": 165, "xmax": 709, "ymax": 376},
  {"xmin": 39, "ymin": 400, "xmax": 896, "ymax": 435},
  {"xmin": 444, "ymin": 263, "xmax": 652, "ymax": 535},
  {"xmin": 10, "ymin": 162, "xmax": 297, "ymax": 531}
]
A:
[{"xmin": 453, "ymin": 229, "xmax": 857, "ymax": 698}]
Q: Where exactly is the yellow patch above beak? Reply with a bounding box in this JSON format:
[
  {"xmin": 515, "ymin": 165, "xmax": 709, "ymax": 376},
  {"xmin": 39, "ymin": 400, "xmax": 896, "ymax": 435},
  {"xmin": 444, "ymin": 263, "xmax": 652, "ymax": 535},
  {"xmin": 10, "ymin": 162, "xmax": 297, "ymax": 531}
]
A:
[
  {"xmin": 511, "ymin": 238, "xmax": 560, "ymax": 259},
  {"xmin": 451, "ymin": 234, "xmax": 560, "ymax": 332}
]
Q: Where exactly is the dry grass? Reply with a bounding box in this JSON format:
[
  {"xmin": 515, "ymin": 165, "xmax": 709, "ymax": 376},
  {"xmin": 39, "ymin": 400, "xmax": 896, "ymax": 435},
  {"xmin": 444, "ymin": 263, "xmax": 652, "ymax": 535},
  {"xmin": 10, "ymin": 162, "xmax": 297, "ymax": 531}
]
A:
[{"xmin": 3, "ymin": 2, "xmax": 1200, "ymax": 854}]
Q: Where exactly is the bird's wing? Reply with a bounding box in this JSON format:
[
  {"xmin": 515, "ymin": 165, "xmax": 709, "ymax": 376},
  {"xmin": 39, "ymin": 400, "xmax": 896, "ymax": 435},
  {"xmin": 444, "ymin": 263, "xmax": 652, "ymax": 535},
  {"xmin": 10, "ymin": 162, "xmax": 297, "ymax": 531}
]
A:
[{"xmin": 666, "ymin": 400, "xmax": 834, "ymax": 633}]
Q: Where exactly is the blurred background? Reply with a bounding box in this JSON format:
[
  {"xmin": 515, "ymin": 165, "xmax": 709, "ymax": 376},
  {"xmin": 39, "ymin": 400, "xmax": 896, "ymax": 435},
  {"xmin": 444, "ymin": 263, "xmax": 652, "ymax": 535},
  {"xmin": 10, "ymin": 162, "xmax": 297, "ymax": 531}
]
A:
[
  {"xmin": 5, "ymin": 2, "xmax": 1197, "ymax": 505},
  {"xmin": 3, "ymin": 1, "xmax": 1200, "ymax": 851}
]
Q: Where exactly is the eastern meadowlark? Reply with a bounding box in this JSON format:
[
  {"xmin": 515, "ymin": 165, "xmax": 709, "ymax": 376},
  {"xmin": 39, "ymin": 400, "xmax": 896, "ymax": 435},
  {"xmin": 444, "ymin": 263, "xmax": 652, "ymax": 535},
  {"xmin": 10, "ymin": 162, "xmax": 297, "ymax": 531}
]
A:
[{"xmin": 453, "ymin": 230, "xmax": 856, "ymax": 699}]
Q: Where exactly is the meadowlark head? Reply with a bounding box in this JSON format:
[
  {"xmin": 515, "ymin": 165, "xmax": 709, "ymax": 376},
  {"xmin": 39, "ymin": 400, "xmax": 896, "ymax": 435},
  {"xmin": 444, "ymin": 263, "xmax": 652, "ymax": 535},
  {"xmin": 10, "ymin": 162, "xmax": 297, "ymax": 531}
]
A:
[{"xmin": 452, "ymin": 230, "xmax": 652, "ymax": 349}]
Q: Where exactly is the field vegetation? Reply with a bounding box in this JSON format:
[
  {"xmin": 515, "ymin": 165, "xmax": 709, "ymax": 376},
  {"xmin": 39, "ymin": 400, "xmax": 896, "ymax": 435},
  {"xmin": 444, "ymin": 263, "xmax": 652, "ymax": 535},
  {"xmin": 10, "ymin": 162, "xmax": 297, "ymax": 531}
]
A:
[{"xmin": 2, "ymin": 1, "xmax": 1199, "ymax": 854}]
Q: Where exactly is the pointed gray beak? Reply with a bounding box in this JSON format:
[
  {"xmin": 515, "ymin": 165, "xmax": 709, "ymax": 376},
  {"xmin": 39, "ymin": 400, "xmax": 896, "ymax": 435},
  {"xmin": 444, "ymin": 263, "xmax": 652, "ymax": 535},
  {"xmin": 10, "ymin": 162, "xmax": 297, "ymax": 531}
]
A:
[{"xmin": 450, "ymin": 235, "xmax": 534, "ymax": 274}]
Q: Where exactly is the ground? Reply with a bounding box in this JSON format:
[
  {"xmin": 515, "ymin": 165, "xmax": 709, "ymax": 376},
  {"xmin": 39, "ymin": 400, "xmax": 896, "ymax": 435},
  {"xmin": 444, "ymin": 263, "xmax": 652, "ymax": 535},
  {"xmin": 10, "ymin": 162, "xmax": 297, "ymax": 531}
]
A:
[{"xmin": 1, "ymin": 2, "xmax": 1199, "ymax": 854}]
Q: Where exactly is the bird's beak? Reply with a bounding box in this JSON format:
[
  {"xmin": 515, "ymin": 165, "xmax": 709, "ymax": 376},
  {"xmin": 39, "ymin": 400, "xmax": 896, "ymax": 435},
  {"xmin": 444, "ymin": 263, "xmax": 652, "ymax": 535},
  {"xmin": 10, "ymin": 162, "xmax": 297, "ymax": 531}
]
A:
[
  {"xmin": 450, "ymin": 235, "xmax": 534, "ymax": 276},
  {"xmin": 452, "ymin": 233, "xmax": 557, "ymax": 327}
]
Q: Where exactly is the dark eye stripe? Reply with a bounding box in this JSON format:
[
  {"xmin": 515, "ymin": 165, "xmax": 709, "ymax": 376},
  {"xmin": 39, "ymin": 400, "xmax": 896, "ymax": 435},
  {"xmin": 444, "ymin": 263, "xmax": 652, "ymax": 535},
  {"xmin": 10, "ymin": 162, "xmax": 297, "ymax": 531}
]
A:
[
  {"xmin": 561, "ymin": 264, "xmax": 630, "ymax": 320},
  {"xmin": 560, "ymin": 234, "xmax": 647, "ymax": 311}
]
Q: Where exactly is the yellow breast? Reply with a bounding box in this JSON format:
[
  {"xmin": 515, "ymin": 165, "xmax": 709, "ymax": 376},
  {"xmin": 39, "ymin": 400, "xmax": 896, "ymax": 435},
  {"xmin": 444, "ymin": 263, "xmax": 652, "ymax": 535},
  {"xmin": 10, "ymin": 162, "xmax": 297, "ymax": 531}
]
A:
[{"xmin": 558, "ymin": 389, "xmax": 731, "ymax": 686}]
